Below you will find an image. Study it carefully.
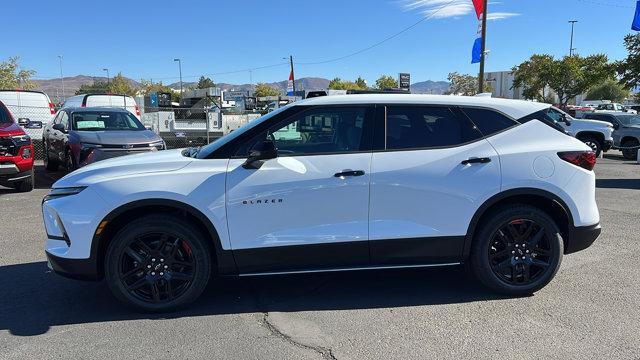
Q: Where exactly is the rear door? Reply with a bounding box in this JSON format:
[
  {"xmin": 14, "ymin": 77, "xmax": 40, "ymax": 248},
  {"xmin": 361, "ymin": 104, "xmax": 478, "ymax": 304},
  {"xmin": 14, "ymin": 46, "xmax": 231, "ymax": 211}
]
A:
[
  {"xmin": 368, "ymin": 105, "xmax": 501, "ymax": 265},
  {"xmin": 225, "ymin": 105, "xmax": 374, "ymax": 274}
]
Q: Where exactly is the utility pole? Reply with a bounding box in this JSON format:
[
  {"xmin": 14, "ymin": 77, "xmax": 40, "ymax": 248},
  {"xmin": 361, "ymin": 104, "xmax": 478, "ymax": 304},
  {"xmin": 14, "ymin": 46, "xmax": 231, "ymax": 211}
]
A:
[
  {"xmin": 174, "ymin": 58, "xmax": 183, "ymax": 95},
  {"xmin": 103, "ymin": 68, "xmax": 110, "ymax": 85},
  {"xmin": 478, "ymin": 0, "xmax": 488, "ymax": 94},
  {"xmin": 569, "ymin": 20, "xmax": 578, "ymax": 56},
  {"xmin": 289, "ymin": 55, "xmax": 296, "ymax": 94},
  {"xmin": 58, "ymin": 55, "xmax": 65, "ymax": 101}
]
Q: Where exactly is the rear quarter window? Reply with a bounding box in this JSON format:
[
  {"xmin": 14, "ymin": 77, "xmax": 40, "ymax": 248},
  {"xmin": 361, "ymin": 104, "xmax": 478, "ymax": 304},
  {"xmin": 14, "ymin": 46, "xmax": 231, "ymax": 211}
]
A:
[{"xmin": 460, "ymin": 107, "xmax": 518, "ymax": 137}]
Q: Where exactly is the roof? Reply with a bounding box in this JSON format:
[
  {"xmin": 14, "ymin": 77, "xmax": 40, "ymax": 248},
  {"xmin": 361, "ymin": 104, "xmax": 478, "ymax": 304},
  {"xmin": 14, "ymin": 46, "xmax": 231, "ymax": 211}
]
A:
[{"xmin": 295, "ymin": 94, "xmax": 551, "ymax": 119}]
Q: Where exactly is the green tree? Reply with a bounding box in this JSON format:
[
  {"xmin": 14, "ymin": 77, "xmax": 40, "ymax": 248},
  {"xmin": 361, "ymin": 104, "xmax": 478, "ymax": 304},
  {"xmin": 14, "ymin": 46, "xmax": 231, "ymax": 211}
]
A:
[
  {"xmin": 108, "ymin": 73, "xmax": 137, "ymax": 97},
  {"xmin": 511, "ymin": 54, "xmax": 555, "ymax": 101},
  {"xmin": 76, "ymin": 80, "xmax": 109, "ymax": 95},
  {"xmin": 254, "ymin": 83, "xmax": 280, "ymax": 97},
  {"xmin": 0, "ymin": 56, "xmax": 37, "ymax": 90},
  {"xmin": 328, "ymin": 77, "xmax": 365, "ymax": 90},
  {"xmin": 513, "ymin": 54, "xmax": 614, "ymax": 105},
  {"xmin": 196, "ymin": 76, "xmax": 215, "ymax": 89},
  {"xmin": 355, "ymin": 76, "xmax": 368, "ymax": 90},
  {"xmin": 585, "ymin": 79, "xmax": 629, "ymax": 102},
  {"xmin": 140, "ymin": 79, "xmax": 180, "ymax": 102},
  {"xmin": 445, "ymin": 72, "xmax": 492, "ymax": 96},
  {"xmin": 617, "ymin": 33, "xmax": 640, "ymax": 89},
  {"xmin": 374, "ymin": 75, "xmax": 398, "ymax": 90}
]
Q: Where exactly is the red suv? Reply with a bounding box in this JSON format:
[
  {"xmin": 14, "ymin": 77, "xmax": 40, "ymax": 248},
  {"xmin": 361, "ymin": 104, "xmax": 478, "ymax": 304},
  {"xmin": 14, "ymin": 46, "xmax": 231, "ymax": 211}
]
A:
[{"xmin": 0, "ymin": 100, "xmax": 34, "ymax": 192}]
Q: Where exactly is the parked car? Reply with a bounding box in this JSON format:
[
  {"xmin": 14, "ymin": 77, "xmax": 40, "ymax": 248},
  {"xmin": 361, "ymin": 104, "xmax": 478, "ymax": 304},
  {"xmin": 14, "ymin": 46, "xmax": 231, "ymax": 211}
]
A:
[
  {"xmin": 42, "ymin": 107, "xmax": 165, "ymax": 171},
  {"xmin": 584, "ymin": 112, "xmax": 640, "ymax": 159},
  {"xmin": 63, "ymin": 94, "xmax": 141, "ymax": 119},
  {"xmin": 0, "ymin": 90, "xmax": 55, "ymax": 139},
  {"xmin": 519, "ymin": 105, "xmax": 613, "ymax": 156},
  {"xmin": 0, "ymin": 100, "xmax": 35, "ymax": 192},
  {"xmin": 43, "ymin": 94, "xmax": 600, "ymax": 311},
  {"xmin": 594, "ymin": 102, "xmax": 637, "ymax": 114}
]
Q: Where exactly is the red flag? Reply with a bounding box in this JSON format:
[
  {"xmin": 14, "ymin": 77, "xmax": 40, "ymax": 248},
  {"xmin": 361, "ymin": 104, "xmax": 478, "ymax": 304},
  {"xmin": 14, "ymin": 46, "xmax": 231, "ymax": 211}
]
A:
[{"xmin": 472, "ymin": 0, "xmax": 484, "ymax": 19}]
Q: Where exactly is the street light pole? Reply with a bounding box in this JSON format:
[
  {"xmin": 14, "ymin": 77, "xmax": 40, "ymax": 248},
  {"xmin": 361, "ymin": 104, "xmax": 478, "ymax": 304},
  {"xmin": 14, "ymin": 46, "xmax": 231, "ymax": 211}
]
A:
[
  {"xmin": 478, "ymin": 0, "xmax": 488, "ymax": 94},
  {"xmin": 569, "ymin": 20, "xmax": 578, "ymax": 56},
  {"xmin": 174, "ymin": 58, "xmax": 183, "ymax": 94},
  {"xmin": 103, "ymin": 68, "xmax": 110, "ymax": 85},
  {"xmin": 58, "ymin": 55, "xmax": 65, "ymax": 101}
]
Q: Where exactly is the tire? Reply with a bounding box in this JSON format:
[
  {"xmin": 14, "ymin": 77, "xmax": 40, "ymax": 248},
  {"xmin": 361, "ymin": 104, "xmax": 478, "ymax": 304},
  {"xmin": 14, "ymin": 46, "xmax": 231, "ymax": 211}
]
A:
[
  {"xmin": 621, "ymin": 139, "xmax": 639, "ymax": 160},
  {"xmin": 469, "ymin": 204, "xmax": 563, "ymax": 296},
  {"xmin": 65, "ymin": 149, "xmax": 77, "ymax": 172},
  {"xmin": 105, "ymin": 215, "xmax": 212, "ymax": 312},
  {"xmin": 13, "ymin": 171, "xmax": 34, "ymax": 192},
  {"xmin": 43, "ymin": 143, "xmax": 59, "ymax": 171},
  {"xmin": 579, "ymin": 136, "xmax": 602, "ymax": 157}
]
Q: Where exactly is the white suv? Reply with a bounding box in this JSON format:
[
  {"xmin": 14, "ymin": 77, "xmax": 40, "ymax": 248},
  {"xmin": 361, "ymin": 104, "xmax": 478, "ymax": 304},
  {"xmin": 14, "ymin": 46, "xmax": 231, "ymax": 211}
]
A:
[{"xmin": 42, "ymin": 95, "xmax": 601, "ymax": 311}]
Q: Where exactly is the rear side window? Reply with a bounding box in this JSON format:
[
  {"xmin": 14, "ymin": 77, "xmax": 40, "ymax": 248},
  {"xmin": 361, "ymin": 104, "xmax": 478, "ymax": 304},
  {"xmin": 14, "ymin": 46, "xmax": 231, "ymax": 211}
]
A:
[
  {"xmin": 461, "ymin": 107, "xmax": 518, "ymax": 137},
  {"xmin": 386, "ymin": 106, "xmax": 482, "ymax": 150}
]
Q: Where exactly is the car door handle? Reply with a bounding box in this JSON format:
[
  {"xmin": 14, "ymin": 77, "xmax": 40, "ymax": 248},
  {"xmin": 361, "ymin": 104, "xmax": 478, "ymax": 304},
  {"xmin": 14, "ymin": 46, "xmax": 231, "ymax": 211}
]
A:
[
  {"xmin": 334, "ymin": 170, "xmax": 365, "ymax": 178},
  {"xmin": 461, "ymin": 157, "xmax": 491, "ymax": 165}
]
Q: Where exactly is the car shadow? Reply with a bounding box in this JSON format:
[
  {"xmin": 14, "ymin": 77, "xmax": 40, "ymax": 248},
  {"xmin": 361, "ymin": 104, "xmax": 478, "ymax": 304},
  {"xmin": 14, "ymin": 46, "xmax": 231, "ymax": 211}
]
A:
[
  {"xmin": 596, "ymin": 178, "xmax": 640, "ymax": 190},
  {"xmin": 34, "ymin": 164, "xmax": 66, "ymax": 189},
  {"xmin": 0, "ymin": 261, "xmax": 506, "ymax": 337}
]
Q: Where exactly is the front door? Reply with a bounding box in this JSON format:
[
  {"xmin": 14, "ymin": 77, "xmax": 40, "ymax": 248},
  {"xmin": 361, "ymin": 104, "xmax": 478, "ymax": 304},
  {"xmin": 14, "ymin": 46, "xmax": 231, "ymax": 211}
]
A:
[{"xmin": 226, "ymin": 105, "xmax": 375, "ymax": 274}]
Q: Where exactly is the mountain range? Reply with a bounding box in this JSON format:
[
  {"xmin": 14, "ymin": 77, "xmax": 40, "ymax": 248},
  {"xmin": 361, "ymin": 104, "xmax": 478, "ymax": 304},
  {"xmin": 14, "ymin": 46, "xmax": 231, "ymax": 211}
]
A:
[{"xmin": 33, "ymin": 75, "xmax": 450, "ymax": 101}]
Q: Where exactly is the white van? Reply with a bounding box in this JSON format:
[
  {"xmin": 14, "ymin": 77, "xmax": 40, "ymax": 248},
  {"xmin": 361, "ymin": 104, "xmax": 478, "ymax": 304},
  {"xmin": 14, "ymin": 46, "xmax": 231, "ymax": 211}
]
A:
[
  {"xmin": 63, "ymin": 94, "xmax": 141, "ymax": 119},
  {"xmin": 0, "ymin": 90, "xmax": 55, "ymax": 138}
]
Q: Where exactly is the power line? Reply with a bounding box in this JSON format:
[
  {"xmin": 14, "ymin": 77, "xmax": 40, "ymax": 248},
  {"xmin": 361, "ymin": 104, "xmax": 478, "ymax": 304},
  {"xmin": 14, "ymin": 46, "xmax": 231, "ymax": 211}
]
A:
[{"xmin": 297, "ymin": 0, "xmax": 459, "ymax": 65}]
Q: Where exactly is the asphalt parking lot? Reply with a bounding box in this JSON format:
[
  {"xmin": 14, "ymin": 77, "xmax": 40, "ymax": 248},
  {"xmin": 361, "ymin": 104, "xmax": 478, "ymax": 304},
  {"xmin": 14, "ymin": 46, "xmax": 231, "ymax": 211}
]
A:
[{"xmin": 0, "ymin": 154, "xmax": 638, "ymax": 360}]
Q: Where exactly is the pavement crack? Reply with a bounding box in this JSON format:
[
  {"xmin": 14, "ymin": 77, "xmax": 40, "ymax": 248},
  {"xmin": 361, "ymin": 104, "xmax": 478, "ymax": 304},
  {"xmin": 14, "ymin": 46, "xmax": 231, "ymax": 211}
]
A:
[{"xmin": 260, "ymin": 313, "xmax": 337, "ymax": 360}]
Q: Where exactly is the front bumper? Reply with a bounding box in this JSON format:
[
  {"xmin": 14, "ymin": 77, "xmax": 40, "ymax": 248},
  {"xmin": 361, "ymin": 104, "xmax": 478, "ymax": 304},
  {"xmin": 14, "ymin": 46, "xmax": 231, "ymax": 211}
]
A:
[
  {"xmin": 46, "ymin": 249, "xmax": 100, "ymax": 280},
  {"xmin": 0, "ymin": 168, "xmax": 32, "ymax": 182},
  {"xmin": 565, "ymin": 223, "xmax": 601, "ymax": 254}
]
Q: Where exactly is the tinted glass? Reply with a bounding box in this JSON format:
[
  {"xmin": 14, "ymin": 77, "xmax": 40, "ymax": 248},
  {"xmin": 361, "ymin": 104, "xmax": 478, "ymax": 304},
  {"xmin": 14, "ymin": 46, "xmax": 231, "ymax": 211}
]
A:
[
  {"xmin": 263, "ymin": 106, "xmax": 369, "ymax": 155},
  {"xmin": 615, "ymin": 114, "xmax": 640, "ymax": 126},
  {"xmin": 517, "ymin": 109, "xmax": 566, "ymax": 133},
  {"xmin": 0, "ymin": 105, "xmax": 11, "ymax": 124},
  {"xmin": 461, "ymin": 107, "xmax": 518, "ymax": 136},
  {"xmin": 71, "ymin": 111, "xmax": 145, "ymax": 131},
  {"xmin": 386, "ymin": 106, "xmax": 481, "ymax": 150}
]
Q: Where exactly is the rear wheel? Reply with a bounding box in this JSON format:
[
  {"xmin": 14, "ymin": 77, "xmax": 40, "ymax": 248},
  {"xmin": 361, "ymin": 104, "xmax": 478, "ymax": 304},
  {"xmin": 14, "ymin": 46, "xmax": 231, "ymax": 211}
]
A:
[
  {"xmin": 65, "ymin": 150, "xmax": 76, "ymax": 172},
  {"xmin": 621, "ymin": 139, "xmax": 639, "ymax": 160},
  {"xmin": 105, "ymin": 215, "xmax": 212, "ymax": 312},
  {"xmin": 469, "ymin": 205, "xmax": 563, "ymax": 295}
]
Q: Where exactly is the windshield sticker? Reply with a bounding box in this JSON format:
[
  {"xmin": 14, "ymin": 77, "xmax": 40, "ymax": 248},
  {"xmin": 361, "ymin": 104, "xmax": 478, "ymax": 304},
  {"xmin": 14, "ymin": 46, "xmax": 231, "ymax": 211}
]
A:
[{"xmin": 76, "ymin": 120, "xmax": 105, "ymax": 129}]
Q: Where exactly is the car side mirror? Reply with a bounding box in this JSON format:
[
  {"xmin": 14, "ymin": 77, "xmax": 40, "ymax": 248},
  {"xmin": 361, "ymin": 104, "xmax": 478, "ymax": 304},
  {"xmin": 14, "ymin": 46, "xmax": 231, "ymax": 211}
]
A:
[
  {"xmin": 242, "ymin": 140, "xmax": 277, "ymax": 169},
  {"xmin": 613, "ymin": 122, "xmax": 620, "ymax": 130},
  {"xmin": 52, "ymin": 123, "xmax": 66, "ymax": 132},
  {"xmin": 17, "ymin": 118, "xmax": 30, "ymax": 127},
  {"xmin": 561, "ymin": 114, "xmax": 571, "ymax": 126}
]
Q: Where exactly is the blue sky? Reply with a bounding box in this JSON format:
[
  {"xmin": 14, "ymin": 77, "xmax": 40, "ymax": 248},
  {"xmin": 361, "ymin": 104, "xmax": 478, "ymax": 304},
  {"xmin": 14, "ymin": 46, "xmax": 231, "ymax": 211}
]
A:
[{"xmin": 2, "ymin": 0, "xmax": 636, "ymax": 84}]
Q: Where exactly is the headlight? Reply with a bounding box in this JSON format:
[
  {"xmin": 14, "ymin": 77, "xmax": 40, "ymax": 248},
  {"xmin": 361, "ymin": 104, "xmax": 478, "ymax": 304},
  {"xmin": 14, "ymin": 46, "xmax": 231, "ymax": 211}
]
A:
[
  {"xmin": 12, "ymin": 134, "xmax": 31, "ymax": 146},
  {"xmin": 43, "ymin": 186, "xmax": 87, "ymax": 202},
  {"xmin": 149, "ymin": 140, "xmax": 165, "ymax": 150}
]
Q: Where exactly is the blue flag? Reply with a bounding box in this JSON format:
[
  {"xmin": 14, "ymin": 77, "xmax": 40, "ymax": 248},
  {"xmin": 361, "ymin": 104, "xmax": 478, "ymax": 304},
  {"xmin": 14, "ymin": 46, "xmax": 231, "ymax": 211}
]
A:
[
  {"xmin": 633, "ymin": 0, "xmax": 640, "ymax": 31},
  {"xmin": 471, "ymin": 20, "xmax": 483, "ymax": 64}
]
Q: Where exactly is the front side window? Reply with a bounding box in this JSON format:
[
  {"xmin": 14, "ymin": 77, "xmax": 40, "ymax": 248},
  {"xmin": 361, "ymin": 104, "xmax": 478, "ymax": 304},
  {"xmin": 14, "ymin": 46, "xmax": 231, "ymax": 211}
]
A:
[
  {"xmin": 241, "ymin": 106, "xmax": 370, "ymax": 156},
  {"xmin": 386, "ymin": 106, "xmax": 481, "ymax": 150},
  {"xmin": 616, "ymin": 114, "xmax": 640, "ymax": 126},
  {"xmin": 60, "ymin": 112, "xmax": 69, "ymax": 130},
  {"xmin": 71, "ymin": 111, "xmax": 145, "ymax": 131}
]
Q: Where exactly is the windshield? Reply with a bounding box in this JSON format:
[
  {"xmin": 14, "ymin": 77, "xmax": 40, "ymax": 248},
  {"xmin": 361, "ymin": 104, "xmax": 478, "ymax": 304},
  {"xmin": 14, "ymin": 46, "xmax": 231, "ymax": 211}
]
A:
[
  {"xmin": 0, "ymin": 106, "xmax": 12, "ymax": 124},
  {"xmin": 615, "ymin": 114, "xmax": 640, "ymax": 126},
  {"xmin": 195, "ymin": 105, "xmax": 292, "ymax": 159},
  {"xmin": 71, "ymin": 111, "xmax": 145, "ymax": 131}
]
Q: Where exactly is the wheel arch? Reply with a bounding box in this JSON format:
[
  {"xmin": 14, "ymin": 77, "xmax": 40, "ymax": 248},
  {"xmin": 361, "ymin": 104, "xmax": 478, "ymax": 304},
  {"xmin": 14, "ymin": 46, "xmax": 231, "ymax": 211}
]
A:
[
  {"xmin": 90, "ymin": 198, "xmax": 237, "ymax": 279},
  {"xmin": 621, "ymin": 135, "xmax": 639, "ymax": 144},
  {"xmin": 463, "ymin": 188, "xmax": 574, "ymax": 259},
  {"xmin": 575, "ymin": 131, "xmax": 604, "ymax": 144}
]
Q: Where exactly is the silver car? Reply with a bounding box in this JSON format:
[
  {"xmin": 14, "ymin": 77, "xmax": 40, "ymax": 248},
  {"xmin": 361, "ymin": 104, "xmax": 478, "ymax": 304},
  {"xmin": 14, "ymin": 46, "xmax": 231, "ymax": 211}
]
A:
[{"xmin": 43, "ymin": 107, "xmax": 165, "ymax": 171}]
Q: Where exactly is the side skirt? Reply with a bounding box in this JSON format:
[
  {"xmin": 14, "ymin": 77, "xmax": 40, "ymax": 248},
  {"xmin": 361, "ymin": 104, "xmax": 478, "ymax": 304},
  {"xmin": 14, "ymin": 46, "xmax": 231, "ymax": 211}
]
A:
[{"xmin": 237, "ymin": 262, "xmax": 461, "ymax": 277}]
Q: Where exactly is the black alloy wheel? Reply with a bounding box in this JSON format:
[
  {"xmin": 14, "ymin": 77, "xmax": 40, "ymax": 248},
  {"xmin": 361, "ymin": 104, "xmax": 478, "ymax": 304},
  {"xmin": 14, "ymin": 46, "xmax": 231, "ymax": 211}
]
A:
[
  {"xmin": 469, "ymin": 205, "xmax": 563, "ymax": 295},
  {"xmin": 105, "ymin": 215, "xmax": 212, "ymax": 312}
]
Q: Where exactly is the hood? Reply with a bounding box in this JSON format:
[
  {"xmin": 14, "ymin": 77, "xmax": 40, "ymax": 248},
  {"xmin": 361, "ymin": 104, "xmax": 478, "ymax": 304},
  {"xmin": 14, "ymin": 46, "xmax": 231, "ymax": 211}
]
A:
[
  {"xmin": 0, "ymin": 122, "xmax": 26, "ymax": 137},
  {"xmin": 54, "ymin": 149, "xmax": 192, "ymax": 187},
  {"xmin": 74, "ymin": 129, "xmax": 161, "ymax": 145},
  {"xmin": 571, "ymin": 118, "xmax": 612, "ymax": 128}
]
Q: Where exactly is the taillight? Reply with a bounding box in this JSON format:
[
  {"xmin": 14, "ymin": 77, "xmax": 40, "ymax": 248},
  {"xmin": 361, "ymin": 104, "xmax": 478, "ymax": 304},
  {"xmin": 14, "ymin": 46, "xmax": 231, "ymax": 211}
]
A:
[
  {"xmin": 134, "ymin": 104, "xmax": 140, "ymax": 116},
  {"xmin": 49, "ymin": 102, "xmax": 55, "ymax": 115},
  {"xmin": 558, "ymin": 151, "xmax": 596, "ymax": 171}
]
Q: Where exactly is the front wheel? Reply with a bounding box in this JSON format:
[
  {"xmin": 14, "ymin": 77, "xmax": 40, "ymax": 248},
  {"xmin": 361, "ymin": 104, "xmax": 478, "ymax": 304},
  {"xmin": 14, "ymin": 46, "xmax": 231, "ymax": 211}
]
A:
[
  {"xmin": 621, "ymin": 139, "xmax": 639, "ymax": 160},
  {"xmin": 580, "ymin": 136, "xmax": 602, "ymax": 157},
  {"xmin": 105, "ymin": 215, "xmax": 212, "ymax": 312},
  {"xmin": 469, "ymin": 205, "xmax": 563, "ymax": 296},
  {"xmin": 13, "ymin": 171, "xmax": 34, "ymax": 192}
]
